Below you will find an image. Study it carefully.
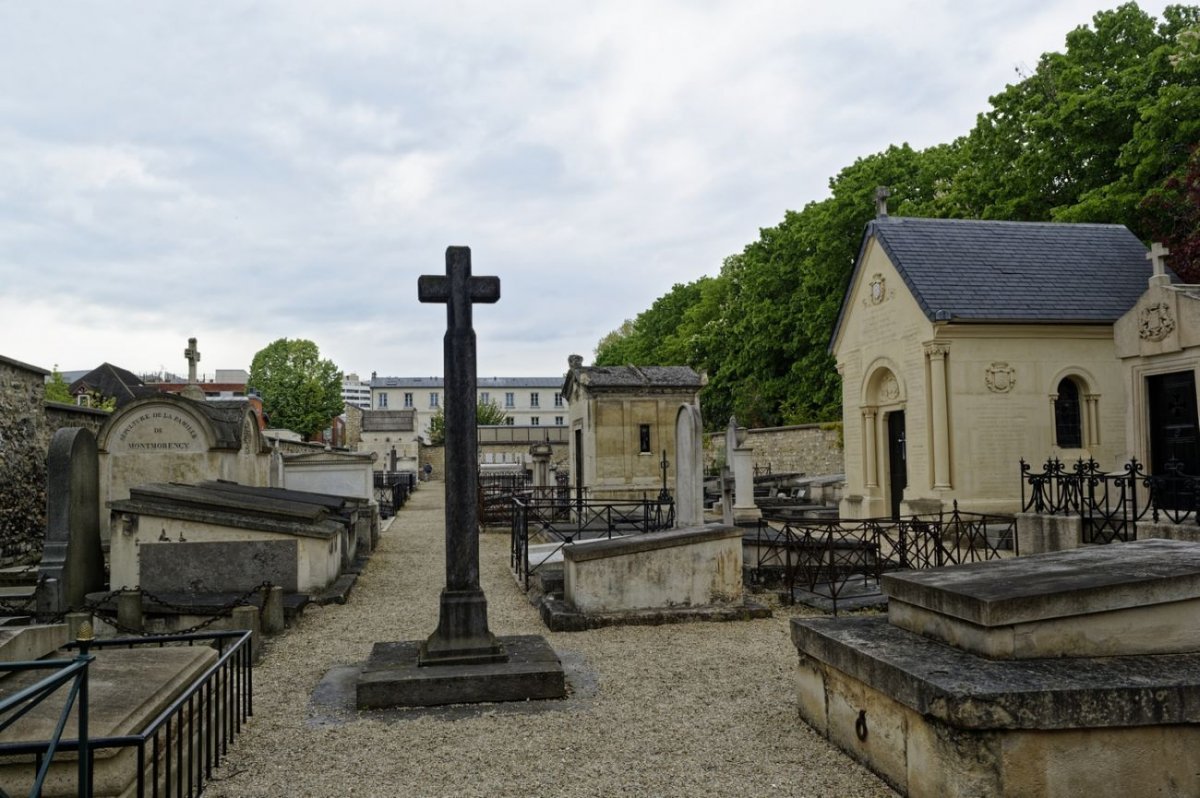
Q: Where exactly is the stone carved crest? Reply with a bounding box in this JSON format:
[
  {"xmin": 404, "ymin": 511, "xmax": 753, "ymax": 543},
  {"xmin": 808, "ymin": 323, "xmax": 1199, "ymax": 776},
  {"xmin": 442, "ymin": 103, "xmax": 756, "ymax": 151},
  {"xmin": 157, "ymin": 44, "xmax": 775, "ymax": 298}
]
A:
[
  {"xmin": 879, "ymin": 375, "xmax": 900, "ymax": 402},
  {"xmin": 985, "ymin": 362, "xmax": 1015, "ymax": 393},
  {"xmin": 862, "ymin": 273, "xmax": 892, "ymax": 306},
  {"xmin": 1139, "ymin": 301, "xmax": 1176, "ymax": 342}
]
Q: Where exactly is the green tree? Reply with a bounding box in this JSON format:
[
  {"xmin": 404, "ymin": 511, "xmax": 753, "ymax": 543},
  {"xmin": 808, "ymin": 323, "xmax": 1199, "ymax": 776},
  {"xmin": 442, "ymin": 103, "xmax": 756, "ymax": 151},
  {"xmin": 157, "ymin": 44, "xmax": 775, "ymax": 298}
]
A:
[
  {"xmin": 427, "ymin": 400, "xmax": 510, "ymax": 445},
  {"xmin": 248, "ymin": 338, "xmax": 343, "ymax": 440},
  {"xmin": 45, "ymin": 366, "xmax": 73, "ymax": 404}
]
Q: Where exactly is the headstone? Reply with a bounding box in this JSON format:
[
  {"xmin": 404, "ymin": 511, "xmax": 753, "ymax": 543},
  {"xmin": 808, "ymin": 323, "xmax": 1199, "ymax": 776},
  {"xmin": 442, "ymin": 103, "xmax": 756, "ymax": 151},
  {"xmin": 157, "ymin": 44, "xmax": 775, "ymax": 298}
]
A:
[
  {"xmin": 725, "ymin": 416, "xmax": 761, "ymax": 524},
  {"xmin": 37, "ymin": 428, "xmax": 105, "ymax": 616},
  {"xmin": 530, "ymin": 442, "xmax": 553, "ymax": 488},
  {"xmin": 355, "ymin": 246, "xmax": 564, "ymax": 708},
  {"xmin": 674, "ymin": 404, "xmax": 704, "ymax": 526}
]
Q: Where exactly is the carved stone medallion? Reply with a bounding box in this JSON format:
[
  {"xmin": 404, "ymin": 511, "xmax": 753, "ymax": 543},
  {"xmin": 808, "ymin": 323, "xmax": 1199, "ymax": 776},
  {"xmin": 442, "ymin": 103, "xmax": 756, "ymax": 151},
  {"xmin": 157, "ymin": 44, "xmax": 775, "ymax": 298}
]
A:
[
  {"xmin": 862, "ymin": 273, "xmax": 892, "ymax": 306},
  {"xmin": 985, "ymin": 362, "xmax": 1015, "ymax": 393},
  {"xmin": 880, "ymin": 375, "xmax": 900, "ymax": 402},
  {"xmin": 1139, "ymin": 301, "xmax": 1176, "ymax": 342}
]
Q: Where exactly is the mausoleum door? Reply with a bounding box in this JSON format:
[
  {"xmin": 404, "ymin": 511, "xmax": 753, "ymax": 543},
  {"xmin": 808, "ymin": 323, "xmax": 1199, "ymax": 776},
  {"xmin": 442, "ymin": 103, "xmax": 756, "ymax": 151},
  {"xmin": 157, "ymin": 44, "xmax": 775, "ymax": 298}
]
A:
[
  {"xmin": 887, "ymin": 411, "xmax": 907, "ymax": 520},
  {"xmin": 1148, "ymin": 371, "xmax": 1200, "ymax": 482},
  {"xmin": 574, "ymin": 428, "xmax": 584, "ymax": 510}
]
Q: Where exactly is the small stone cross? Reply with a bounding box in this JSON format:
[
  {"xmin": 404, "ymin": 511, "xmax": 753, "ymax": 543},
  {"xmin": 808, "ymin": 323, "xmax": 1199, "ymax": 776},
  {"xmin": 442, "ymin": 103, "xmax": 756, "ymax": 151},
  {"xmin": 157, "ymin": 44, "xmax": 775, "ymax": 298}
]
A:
[
  {"xmin": 184, "ymin": 338, "xmax": 201, "ymax": 383},
  {"xmin": 874, "ymin": 186, "xmax": 891, "ymax": 218},
  {"xmin": 1147, "ymin": 242, "xmax": 1170, "ymax": 278}
]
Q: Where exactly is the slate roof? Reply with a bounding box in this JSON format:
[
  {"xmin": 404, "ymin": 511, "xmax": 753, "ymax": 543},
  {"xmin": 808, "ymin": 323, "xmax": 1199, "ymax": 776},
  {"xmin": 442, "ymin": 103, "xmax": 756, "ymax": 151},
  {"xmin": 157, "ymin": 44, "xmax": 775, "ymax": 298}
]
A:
[
  {"xmin": 370, "ymin": 376, "xmax": 563, "ymax": 389},
  {"xmin": 69, "ymin": 362, "xmax": 154, "ymax": 407},
  {"xmin": 563, "ymin": 364, "xmax": 704, "ymax": 397},
  {"xmin": 831, "ymin": 217, "xmax": 1156, "ymax": 350}
]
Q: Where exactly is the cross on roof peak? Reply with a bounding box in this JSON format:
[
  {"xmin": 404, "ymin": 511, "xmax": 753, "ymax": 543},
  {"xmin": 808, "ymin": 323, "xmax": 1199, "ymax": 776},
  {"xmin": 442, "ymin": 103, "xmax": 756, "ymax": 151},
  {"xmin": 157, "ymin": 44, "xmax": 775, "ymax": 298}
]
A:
[
  {"xmin": 1147, "ymin": 242, "xmax": 1170, "ymax": 278},
  {"xmin": 183, "ymin": 337, "xmax": 200, "ymax": 384}
]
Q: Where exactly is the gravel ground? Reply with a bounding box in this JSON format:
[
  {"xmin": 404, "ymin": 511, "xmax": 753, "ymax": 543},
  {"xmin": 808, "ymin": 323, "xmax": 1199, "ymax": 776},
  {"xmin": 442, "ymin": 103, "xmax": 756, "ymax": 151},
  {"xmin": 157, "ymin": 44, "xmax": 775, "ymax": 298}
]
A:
[{"xmin": 203, "ymin": 484, "xmax": 898, "ymax": 798}]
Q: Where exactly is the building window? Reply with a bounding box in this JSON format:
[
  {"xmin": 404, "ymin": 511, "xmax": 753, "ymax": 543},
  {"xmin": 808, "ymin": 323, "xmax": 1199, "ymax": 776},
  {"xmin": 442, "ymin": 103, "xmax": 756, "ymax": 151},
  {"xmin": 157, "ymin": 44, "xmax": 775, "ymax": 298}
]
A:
[
  {"xmin": 404, "ymin": 392, "xmax": 413, "ymax": 408},
  {"xmin": 530, "ymin": 392, "xmax": 540, "ymax": 408},
  {"xmin": 378, "ymin": 393, "xmax": 388, "ymax": 409},
  {"xmin": 555, "ymin": 416, "xmax": 564, "ymax": 426},
  {"xmin": 505, "ymin": 417, "xmax": 515, "ymax": 426},
  {"xmin": 639, "ymin": 424, "xmax": 651, "ymax": 453},
  {"xmin": 480, "ymin": 391, "xmax": 490, "ymax": 404},
  {"xmin": 505, "ymin": 392, "xmax": 515, "ymax": 408},
  {"xmin": 430, "ymin": 393, "xmax": 439, "ymax": 408},
  {"xmin": 531, "ymin": 416, "xmax": 540, "ymax": 426},
  {"xmin": 554, "ymin": 392, "xmax": 563, "ymax": 407},
  {"xmin": 1055, "ymin": 378, "xmax": 1083, "ymax": 448}
]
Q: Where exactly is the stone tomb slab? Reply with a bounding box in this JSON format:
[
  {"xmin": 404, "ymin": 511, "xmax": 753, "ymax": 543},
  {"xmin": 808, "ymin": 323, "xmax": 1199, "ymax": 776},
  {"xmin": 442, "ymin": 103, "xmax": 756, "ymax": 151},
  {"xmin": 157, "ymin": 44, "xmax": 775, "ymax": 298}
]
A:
[
  {"xmin": 139, "ymin": 539, "xmax": 299, "ymax": 594},
  {"xmin": 0, "ymin": 645, "xmax": 216, "ymax": 797},
  {"xmin": 356, "ymin": 635, "xmax": 565, "ymax": 709},
  {"xmin": 882, "ymin": 538, "xmax": 1200, "ymax": 658},
  {"xmin": 792, "ymin": 616, "xmax": 1200, "ymax": 797}
]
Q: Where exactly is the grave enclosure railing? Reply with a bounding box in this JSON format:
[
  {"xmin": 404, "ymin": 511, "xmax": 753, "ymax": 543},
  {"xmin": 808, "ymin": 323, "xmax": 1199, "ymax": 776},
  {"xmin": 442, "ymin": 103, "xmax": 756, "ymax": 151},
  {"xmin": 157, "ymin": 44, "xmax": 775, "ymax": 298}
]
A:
[
  {"xmin": 750, "ymin": 503, "xmax": 1015, "ymax": 614},
  {"xmin": 375, "ymin": 471, "xmax": 416, "ymax": 519},
  {"xmin": 0, "ymin": 630, "xmax": 252, "ymax": 798},
  {"xmin": 510, "ymin": 494, "xmax": 676, "ymax": 590},
  {"xmin": 1019, "ymin": 457, "xmax": 1200, "ymax": 544}
]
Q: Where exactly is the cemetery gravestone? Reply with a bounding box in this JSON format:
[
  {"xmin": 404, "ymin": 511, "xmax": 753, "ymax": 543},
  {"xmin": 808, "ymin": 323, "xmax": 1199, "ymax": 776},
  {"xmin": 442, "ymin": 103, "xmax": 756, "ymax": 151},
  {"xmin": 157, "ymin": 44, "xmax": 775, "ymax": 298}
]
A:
[{"xmin": 37, "ymin": 427, "xmax": 105, "ymax": 616}]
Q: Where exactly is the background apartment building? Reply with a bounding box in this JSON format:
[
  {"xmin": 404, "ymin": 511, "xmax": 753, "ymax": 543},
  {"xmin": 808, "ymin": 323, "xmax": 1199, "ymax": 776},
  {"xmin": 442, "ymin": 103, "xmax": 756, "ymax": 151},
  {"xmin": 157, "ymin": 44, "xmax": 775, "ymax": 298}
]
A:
[{"xmin": 369, "ymin": 374, "xmax": 567, "ymax": 440}]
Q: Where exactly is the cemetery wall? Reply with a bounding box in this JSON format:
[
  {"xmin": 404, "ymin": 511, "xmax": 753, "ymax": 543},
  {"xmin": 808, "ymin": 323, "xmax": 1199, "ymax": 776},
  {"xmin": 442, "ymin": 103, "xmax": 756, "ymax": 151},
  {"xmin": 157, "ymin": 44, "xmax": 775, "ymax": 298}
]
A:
[
  {"xmin": 418, "ymin": 442, "xmax": 570, "ymax": 479},
  {"xmin": 706, "ymin": 424, "xmax": 844, "ymax": 476},
  {"xmin": 0, "ymin": 355, "xmax": 108, "ymax": 565}
]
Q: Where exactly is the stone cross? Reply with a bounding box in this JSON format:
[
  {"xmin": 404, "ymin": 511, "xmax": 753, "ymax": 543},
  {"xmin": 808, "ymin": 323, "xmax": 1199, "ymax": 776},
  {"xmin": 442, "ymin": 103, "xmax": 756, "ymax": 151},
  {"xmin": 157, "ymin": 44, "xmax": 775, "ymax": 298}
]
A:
[
  {"xmin": 416, "ymin": 246, "xmax": 506, "ymax": 666},
  {"xmin": 184, "ymin": 338, "xmax": 201, "ymax": 383},
  {"xmin": 874, "ymin": 186, "xmax": 891, "ymax": 218},
  {"xmin": 1147, "ymin": 242, "xmax": 1170, "ymax": 278}
]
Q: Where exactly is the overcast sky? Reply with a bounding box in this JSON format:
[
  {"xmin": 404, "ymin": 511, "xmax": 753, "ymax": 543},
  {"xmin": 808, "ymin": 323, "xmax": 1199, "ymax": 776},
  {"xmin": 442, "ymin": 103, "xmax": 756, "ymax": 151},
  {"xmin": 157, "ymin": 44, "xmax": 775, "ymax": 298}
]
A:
[{"xmin": 0, "ymin": 1, "xmax": 1173, "ymax": 381}]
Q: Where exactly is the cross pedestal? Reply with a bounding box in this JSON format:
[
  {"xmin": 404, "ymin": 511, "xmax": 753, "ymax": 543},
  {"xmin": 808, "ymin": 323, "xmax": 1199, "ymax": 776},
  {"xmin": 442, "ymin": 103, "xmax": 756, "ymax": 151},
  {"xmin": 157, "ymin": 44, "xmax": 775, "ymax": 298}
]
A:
[{"xmin": 354, "ymin": 246, "xmax": 565, "ymax": 709}]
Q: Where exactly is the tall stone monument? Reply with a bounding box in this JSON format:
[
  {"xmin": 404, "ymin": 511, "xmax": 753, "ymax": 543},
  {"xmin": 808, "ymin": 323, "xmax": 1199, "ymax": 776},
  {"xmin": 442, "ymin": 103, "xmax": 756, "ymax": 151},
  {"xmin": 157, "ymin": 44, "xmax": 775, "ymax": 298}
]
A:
[
  {"xmin": 356, "ymin": 246, "xmax": 565, "ymax": 708},
  {"xmin": 181, "ymin": 337, "xmax": 205, "ymax": 402}
]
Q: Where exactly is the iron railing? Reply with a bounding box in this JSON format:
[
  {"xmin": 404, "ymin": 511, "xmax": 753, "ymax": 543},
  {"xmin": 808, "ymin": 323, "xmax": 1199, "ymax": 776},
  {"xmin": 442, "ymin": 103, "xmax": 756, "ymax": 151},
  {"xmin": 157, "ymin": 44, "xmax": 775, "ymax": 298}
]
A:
[
  {"xmin": 510, "ymin": 494, "xmax": 676, "ymax": 590},
  {"xmin": 1019, "ymin": 457, "xmax": 1200, "ymax": 544},
  {"xmin": 0, "ymin": 630, "xmax": 252, "ymax": 798},
  {"xmin": 0, "ymin": 647, "xmax": 93, "ymax": 798},
  {"xmin": 749, "ymin": 503, "xmax": 1015, "ymax": 614},
  {"xmin": 375, "ymin": 471, "xmax": 416, "ymax": 519}
]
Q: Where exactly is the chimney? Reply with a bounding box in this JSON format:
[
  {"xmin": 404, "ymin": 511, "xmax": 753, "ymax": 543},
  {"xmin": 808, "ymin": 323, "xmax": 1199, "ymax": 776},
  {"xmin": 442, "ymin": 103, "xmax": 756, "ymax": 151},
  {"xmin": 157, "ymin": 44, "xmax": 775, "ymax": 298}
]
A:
[{"xmin": 874, "ymin": 186, "xmax": 891, "ymax": 218}]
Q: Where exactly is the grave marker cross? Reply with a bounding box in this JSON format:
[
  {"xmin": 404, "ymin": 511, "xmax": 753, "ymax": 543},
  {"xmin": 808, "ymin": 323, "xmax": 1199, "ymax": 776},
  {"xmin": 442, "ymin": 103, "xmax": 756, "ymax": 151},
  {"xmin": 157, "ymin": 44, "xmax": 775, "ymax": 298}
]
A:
[
  {"xmin": 1147, "ymin": 242, "xmax": 1170, "ymax": 278},
  {"xmin": 184, "ymin": 338, "xmax": 201, "ymax": 383},
  {"xmin": 416, "ymin": 246, "xmax": 506, "ymax": 666}
]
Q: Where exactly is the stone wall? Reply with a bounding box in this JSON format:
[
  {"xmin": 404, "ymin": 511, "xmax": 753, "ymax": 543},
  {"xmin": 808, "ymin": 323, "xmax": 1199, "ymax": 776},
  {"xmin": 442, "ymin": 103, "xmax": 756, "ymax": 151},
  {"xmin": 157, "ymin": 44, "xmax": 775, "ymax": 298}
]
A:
[
  {"xmin": 419, "ymin": 441, "xmax": 570, "ymax": 480},
  {"xmin": 706, "ymin": 423, "xmax": 844, "ymax": 476},
  {"xmin": 0, "ymin": 355, "xmax": 107, "ymax": 565}
]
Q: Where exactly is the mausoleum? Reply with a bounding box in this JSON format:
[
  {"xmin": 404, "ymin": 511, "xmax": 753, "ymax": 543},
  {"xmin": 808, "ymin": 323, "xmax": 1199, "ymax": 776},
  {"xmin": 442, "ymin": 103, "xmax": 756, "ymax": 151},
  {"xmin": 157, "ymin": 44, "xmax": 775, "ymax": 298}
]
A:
[
  {"xmin": 563, "ymin": 355, "xmax": 705, "ymax": 502},
  {"xmin": 831, "ymin": 206, "xmax": 1155, "ymax": 518}
]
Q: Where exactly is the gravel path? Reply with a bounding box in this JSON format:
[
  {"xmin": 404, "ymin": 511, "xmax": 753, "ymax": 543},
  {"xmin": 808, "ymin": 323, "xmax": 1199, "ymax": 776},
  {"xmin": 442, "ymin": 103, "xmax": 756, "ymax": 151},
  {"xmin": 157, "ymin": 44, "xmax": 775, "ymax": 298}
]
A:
[{"xmin": 204, "ymin": 484, "xmax": 898, "ymax": 798}]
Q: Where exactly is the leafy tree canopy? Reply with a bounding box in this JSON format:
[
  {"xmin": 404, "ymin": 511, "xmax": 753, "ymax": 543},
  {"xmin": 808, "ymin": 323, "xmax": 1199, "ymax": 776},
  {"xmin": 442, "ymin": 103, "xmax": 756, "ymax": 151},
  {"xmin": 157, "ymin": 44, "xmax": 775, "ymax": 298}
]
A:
[
  {"xmin": 427, "ymin": 400, "xmax": 510, "ymax": 445},
  {"xmin": 248, "ymin": 338, "xmax": 343, "ymax": 440},
  {"xmin": 596, "ymin": 2, "xmax": 1200, "ymax": 430},
  {"xmin": 44, "ymin": 366, "xmax": 73, "ymax": 404}
]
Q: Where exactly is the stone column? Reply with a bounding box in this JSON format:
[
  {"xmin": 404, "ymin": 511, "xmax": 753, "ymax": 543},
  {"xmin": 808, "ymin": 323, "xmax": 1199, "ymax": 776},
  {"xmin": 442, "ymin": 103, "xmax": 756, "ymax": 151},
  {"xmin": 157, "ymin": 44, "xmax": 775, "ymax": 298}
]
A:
[
  {"xmin": 731, "ymin": 444, "xmax": 761, "ymax": 523},
  {"xmin": 925, "ymin": 342, "xmax": 952, "ymax": 489},
  {"xmin": 862, "ymin": 409, "xmax": 878, "ymax": 489},
  {"xmin": 1085, "ymin": 394, "xmax": 1100, "ymax": 447}
]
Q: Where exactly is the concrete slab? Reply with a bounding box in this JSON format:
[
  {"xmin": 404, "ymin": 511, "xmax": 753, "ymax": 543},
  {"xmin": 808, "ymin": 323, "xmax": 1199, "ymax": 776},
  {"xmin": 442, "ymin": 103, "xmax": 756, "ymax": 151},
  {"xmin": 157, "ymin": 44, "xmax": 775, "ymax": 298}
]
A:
[
  {"xmin": 538, "ymin": 595, "xmax": 771, "ymax": 632},
  {"xmin": 883, "ymin": 539, "xmax": 1200, "ymax": 658},
  {"xmin": 883, "ymin": 538, "xmax": 1200, "ymax": 626},
  {"xmin": 0, "ymin": 624, "xmax": 69, "ymax": 666},
  {"xmin": 355, "ymin": 634, "xmax": 566, "ymax": 709}
]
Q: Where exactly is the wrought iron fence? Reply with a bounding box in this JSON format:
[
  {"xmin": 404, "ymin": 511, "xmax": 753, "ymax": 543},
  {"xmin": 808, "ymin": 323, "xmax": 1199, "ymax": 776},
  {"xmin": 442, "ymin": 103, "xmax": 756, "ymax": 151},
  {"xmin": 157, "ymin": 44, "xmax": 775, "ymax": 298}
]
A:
[
  {"xmin": 748, "ymin": 503, "xmax": 1015, "ymax": 614},
  {"xmin": 510, "ymin": 494, "xmax": 676, "ymax": 590},
  {"xmin": 1019, "ymin": 457, "xmax": 1200, "ymax": 544},
  {"xmin": 375, "ymin": 471, "xmax": 416, "ymax": 519},
  {"xmin": 0, "ymin": 630, "xmax": 252, "ymax": 798}
]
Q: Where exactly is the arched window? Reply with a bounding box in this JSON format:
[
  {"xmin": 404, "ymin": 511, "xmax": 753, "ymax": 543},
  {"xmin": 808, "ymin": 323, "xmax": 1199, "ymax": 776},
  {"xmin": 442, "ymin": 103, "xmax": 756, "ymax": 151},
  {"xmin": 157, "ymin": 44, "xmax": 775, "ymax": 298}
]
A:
[{"xmin": 1055, "ymin": 377, "xmax": 1083, "ymax": 448}]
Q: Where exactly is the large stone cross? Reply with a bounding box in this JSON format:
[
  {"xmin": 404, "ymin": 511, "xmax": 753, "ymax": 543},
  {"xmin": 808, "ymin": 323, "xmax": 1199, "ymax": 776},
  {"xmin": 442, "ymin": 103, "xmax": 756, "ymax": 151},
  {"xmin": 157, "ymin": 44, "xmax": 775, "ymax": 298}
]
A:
[
  {"xmin": 1147, "ymin": 242, "xmax": 1171, "ymax": 278},
  {"xmin": 184, "ymin": 337, "xmax": 201, "ymax": 383},
  {"xmin": 416, "ymin": 246, "xmax": 506, "ymax": 666}
]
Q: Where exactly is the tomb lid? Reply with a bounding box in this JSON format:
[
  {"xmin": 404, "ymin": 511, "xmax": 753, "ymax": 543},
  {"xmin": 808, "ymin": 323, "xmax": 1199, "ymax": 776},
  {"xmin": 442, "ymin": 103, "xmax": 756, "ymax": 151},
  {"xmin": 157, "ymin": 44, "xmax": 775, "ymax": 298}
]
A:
[
  {"xmin": 562, "ymin": 363, "xmax": 704, "ymax": 397},
  {"xmin": 197, "ymin": 480, "xmax": 369, "ymax": 516},
  {"xmin": 110, "ymin": 482, "xmax": 348, "ymax": 539},
  {"xmin": 882, "ymin": 539, "xmax": 1200, "ymax": 627}
]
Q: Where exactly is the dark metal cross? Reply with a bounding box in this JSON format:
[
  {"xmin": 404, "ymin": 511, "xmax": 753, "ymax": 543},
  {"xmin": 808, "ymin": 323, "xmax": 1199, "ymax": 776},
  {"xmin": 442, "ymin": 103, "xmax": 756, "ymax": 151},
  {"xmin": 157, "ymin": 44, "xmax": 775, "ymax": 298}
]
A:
[{"xmin": 416, "ymin": 246, "xmax": 506, "ymax": 666}]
